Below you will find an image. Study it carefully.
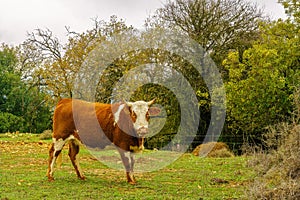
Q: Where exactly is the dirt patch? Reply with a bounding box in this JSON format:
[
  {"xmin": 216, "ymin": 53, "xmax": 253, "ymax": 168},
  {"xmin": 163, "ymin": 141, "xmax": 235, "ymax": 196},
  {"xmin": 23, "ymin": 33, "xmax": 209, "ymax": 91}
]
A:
[{"xmin": 0, "ymin": 140, "xmax": 49, "ymax": 155}]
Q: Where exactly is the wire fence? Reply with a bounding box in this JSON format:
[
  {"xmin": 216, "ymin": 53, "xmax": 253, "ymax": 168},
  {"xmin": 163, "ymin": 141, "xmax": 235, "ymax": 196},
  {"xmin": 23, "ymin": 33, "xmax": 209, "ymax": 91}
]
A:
[{"xmin": 145, "ymin": 133, "xmax": 249, "ymax": 155}]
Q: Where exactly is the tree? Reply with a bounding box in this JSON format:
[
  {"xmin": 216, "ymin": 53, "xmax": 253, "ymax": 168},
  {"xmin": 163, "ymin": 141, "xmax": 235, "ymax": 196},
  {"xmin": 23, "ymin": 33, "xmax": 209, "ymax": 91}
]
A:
[
  {"xmin": 223, "ymin": 19, "xmax": 300, "ymax": 143},
  {"xmin": 88, "ymin": 27, "xmax": 215, "ymax": 149},
  {"xmin": 23, "ymin": 28, "xmax": 73, "ymax": 99},
  {"xmin": 22, "ymin": 16, "xmax": 131, "ymax": 101},
  {"xmin": 154, "ymin": 0, "xmax": 264, "ymax": 67},
  {"xmin": 0, "ymin": 44, "xmax": 23, "ymax": 132},
  {"xmin": 0, "ymin": 45, "xmax": 19, "ymax": 110},
  {"xmin": 21, "ymin": 16, "xmax": 223, "ymax": 148},
  {"xmin": 279, "ymin": 0, "xmax": 300, "ymax": 24},
  {"xmin": 0, "ymin": 44, "xmax": 51, "ymax": 133}
]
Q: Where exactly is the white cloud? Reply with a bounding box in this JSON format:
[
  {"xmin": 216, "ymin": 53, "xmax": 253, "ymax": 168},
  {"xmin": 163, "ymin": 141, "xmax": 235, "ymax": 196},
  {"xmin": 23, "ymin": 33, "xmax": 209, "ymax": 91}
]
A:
[
  {"xmin": 249, "ymin": 0, "xmax": 287, "ymax": 20},
  {"xmin": 0, "ymin": 0, "xmax": 165, "ymax": 45},
  {"xmin": 0, "ymin": 0, "xmax": 74, "ymax": 44}
]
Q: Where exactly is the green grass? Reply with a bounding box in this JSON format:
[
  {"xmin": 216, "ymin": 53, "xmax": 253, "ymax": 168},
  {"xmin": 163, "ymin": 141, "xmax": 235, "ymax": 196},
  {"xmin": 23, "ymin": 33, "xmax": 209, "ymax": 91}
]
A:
[{"xmin": 0, "ymin": 133, "xmax": 254, "ymax": 200}]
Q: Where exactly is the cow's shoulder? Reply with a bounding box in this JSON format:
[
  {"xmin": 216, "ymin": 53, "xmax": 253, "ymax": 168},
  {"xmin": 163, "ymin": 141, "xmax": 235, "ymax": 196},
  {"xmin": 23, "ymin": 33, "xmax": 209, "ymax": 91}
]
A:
[{"xmin": 54, "ymin": 98, "xmax": 73, "ymax": 114}]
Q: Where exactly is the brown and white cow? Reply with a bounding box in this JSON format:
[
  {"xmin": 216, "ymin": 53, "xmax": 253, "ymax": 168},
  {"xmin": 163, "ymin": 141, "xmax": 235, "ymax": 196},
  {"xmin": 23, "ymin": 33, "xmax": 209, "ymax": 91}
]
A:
[{"xmin": 46, "ymin": 98, "xmax": 160, "ymax": 184}]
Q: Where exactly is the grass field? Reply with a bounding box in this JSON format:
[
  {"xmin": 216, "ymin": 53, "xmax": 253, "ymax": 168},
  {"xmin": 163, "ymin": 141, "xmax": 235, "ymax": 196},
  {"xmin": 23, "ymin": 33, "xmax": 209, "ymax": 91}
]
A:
[{"xmin": 0, "ymin": 133, "xmax": 255, "ymax": 200}]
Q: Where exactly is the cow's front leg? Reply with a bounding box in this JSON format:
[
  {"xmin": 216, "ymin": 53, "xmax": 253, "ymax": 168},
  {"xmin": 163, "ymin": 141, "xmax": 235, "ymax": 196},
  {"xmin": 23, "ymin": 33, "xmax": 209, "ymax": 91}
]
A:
[
  {"xmin": 130, "ymin": 153, "xmax": 136, "ymax": 182},
  {"xmin": 119, "ymin": 150, "xmax": 136, "ymax": 184}
]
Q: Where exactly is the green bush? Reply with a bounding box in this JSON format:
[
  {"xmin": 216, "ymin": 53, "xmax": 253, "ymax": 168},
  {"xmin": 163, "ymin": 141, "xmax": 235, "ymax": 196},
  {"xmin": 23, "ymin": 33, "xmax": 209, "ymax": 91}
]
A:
[
  {"xmin": 0, "ymin": 112, "xmax": 24, "ymax": 133},
  {"xmin": 39, "ymin": 129, "xmax": 53, "ymax": 140}
]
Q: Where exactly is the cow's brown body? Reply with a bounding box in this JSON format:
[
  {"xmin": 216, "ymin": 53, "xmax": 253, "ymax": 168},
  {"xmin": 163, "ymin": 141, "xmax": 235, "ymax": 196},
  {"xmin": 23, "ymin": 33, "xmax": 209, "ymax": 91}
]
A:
[{"xmin": 47, "ymin": 98, "xmax": 156, "ymax": 184}]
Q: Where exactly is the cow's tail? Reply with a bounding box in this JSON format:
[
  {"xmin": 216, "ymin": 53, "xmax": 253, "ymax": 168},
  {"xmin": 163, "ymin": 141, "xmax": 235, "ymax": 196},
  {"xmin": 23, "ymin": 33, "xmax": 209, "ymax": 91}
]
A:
[{"xmin": 56, "ymin": 152, "xmax": 62, "ymax": 168}]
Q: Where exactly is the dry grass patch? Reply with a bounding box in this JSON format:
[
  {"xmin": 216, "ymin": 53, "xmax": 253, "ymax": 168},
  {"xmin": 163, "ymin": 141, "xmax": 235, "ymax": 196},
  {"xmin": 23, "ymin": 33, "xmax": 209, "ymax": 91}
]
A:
[
  {"xmin": 192, "ymin": 142, "xmax": 234, "ymax": 158},
  {"xmin": 246, "ymin": 94, "xmax": 300, "ymax": 200}
]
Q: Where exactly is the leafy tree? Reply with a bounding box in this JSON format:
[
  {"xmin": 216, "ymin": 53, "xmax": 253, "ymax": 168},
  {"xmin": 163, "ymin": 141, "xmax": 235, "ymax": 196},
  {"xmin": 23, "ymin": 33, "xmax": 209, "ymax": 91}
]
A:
[
  {"xmin": 279, "ymin": 0, "xmax": 300, "ymax": 24},
  {"xmin": 0, "ymin": 44, "xmax": 23, "ymax": 132},
  {"xmin": 23, "ymin": 28, "xmax": 73, "ymax": 99},
  {"xmin": 149, "ymin": 0, "xmax": 265, "ymax": 147},
  {"xmin": 0, "ymin": 44, "xmax": 51, "ymax": 133},
  {"xmin": 23, "ymin": 16, "xmax": 131, "ymax": 101},
  {"xmin": 91, "ymin": 28, "xmax": 210, "ymax": 149},
  {"xmin": 223, "ymin": 19, "xmax": 300, "ymax": 144},
  {"xmin": 0, "ymin": 44, "xmax": 19, "ymax": 106},
  {"xmin": 0, "ymin": 44, "xmax": 18, "ymax": 72},
  {"xmin": 23, "ymin": 17, "xmax": 189, "ymax": 147},
  {"xmin": 0, "ymin": 112, "xmax": 23, "ymax": 133}
]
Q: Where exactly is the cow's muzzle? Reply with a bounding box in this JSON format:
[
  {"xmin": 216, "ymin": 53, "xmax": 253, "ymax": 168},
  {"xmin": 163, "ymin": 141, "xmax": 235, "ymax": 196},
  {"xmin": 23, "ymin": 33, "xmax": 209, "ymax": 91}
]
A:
[{"xmin": 137, "ymin": 127, "xmax": 148, "ymax": 137}]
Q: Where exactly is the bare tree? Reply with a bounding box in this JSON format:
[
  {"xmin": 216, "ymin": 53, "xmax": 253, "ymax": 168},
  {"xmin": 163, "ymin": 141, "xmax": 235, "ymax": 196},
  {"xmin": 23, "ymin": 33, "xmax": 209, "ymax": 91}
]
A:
[
  {"xmin": 25, "ymin": 28, "xmax": 63, "ymax": 60},
  {"xmin": 155, "ymin": 0, "xmax": 265, "ymax": 65},
  {"xmin": 22, "ymin": 29, "xmax": 74, "ymax": 98}
]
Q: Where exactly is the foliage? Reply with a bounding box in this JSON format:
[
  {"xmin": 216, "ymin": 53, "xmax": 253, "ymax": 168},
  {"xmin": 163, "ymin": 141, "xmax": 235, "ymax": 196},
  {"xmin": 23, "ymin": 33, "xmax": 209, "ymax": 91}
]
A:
[
  {"xmin": 1, "ymin": 2, "xmax": 298, "ymax": 150},
  {"xmin": 22, "ymin": 16, "xmax": 131, "ymax": 100},
  {"xmin": 146, "ymin": 0, "xmax": 265, "ymax": 148},
  {"xmin": 279, "ymin": 0, "xmax": 300, "ymax": 24},
  {"xmin": 0, "ymin": 45, "xmax": 19, "ymax": 111},
  {"xmin": 14, "ymin": 0, "xmax": 263, "ymax": 147},
  {"xmin": 39, "ymin": 129, "xmax": 53, "ymax": 140},
  {"xmin": 92, "ymin": 40, "xmax": 205, "ymax": 148},
  {"xmin": 223, "ymin": 19, "xmax": 300, "ymax": 142},
  {"xmin": 0, "ymin": 44, "xmax": 18, "ymax": 72},
  {"xmin": 154, "ymin": 0, "xmax": 264, "ymax": 67},
  {"xmin": 0, "ymin": 44, "xmax": 51, "ymax": 133},
  {"xmin": 0, "ymin": 112, "xmax": 24, "ymax": 132},
  {"xmin": 224, "ymin": 48, "xmax": 290, "ymax": 133},
  {"xmin": 246, "ymin": 91, "xmax": 300, "ymax": 199}
]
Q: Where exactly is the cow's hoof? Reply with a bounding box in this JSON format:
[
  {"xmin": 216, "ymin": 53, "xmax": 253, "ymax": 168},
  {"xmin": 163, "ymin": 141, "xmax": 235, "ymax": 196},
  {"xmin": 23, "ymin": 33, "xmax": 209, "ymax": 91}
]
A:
[
  {"xmin": 128, "ymin": 180, "xmax": 136, "ymax": 185},
  {"xmin": 79, "ymin": 176, "xmax": 86, "ymax": 180},
  {"xmin": 48, "ymin": 177, "xmax": 54, "ymax": 182}
]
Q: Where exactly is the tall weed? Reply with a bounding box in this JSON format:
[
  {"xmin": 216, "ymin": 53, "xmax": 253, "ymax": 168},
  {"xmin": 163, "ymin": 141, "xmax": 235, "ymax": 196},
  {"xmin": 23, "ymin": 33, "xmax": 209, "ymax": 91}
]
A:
[{"xmin": 246, "ymin": 90, "xmax": 300, "ymax": 199}]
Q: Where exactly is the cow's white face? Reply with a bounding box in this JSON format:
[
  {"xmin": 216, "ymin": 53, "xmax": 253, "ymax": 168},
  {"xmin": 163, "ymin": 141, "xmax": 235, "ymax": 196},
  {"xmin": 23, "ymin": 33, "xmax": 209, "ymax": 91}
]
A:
[{"xmin": 127, "ymin": 99, "xmax": 160, "ymax": 137}]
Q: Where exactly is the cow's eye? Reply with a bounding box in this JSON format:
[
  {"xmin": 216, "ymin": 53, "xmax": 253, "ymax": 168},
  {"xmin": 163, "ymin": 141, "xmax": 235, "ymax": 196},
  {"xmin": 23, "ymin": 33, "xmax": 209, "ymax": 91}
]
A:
[
  {"xmin": 131, "ymin": 112, "xmax": 137, "ymax": 120},
  {"xmin": 146, "ymin": 112, "xmax": 150, "ymax": 120}
]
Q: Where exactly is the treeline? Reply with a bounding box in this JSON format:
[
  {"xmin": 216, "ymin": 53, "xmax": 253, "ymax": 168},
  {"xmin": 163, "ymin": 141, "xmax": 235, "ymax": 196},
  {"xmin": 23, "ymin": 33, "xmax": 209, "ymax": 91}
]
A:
[
  {"xmin": 0, "ymin": 46, "xmax": 51, "ymax": 133},
  {"xmin": 0, "ymin": 0, "xmax": 299, "ymax": 151}
]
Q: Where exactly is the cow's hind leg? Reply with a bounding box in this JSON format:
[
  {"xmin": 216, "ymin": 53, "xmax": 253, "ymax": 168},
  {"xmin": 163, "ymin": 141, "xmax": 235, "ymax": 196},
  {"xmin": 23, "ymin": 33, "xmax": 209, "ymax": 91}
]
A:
[
  {"xmin": 47, "ymin": 138, "xmax": 65, "ymax": 181},
  {"xmin": 68, "ymin": 139, "xmax": 85, "ymax": 180}
]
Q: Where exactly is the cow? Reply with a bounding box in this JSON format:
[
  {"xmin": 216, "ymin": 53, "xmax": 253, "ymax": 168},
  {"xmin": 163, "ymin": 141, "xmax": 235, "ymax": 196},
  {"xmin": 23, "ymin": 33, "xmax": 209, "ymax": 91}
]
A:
[{"xmin": 46, "ymin": 98, "xmax": 160, "ymax": 184}]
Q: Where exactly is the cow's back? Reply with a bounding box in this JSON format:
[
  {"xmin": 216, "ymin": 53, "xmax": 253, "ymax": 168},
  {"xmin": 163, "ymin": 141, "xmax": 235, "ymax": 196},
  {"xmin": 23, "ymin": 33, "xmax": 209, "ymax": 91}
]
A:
[
  {"xmin": 52, "ymin": 98, "xmax": 141, "ymax": 150},
  {"xmin": 53, "ymin": 98, "xmax": 115, "ymax": 148}
]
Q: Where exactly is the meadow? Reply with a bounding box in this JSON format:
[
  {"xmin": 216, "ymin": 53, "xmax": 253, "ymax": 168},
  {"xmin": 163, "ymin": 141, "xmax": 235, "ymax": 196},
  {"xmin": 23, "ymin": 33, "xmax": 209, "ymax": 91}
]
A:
[{"xmin": 0, "ymin": 133, "xmax": 255, "ymax": 200}]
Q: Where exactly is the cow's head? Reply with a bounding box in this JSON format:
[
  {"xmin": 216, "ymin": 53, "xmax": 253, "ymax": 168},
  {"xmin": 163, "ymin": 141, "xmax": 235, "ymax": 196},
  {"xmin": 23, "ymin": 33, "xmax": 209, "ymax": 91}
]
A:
[{"xmin": 126, "ymin": 99, "xmax": 161, "ymax": 137}]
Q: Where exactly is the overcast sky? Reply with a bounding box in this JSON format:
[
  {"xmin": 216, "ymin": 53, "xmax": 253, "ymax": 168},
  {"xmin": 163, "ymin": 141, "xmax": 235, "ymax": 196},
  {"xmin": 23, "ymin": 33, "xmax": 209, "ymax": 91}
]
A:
[{"xmin": 0, "ymin": 0, "xmax": 287, "ymax": 46}]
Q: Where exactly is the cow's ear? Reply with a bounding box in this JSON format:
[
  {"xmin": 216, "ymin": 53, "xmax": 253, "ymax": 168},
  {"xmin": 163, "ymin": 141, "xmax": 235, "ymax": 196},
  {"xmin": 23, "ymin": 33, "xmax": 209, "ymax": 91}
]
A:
[{"xmin": 148, "ymin": 107, "xmax": 161, "ymax": 116}]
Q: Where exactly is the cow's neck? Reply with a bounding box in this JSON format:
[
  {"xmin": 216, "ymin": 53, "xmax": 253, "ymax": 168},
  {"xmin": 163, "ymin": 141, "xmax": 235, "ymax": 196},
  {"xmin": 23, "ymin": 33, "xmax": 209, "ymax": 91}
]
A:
[{"xmin": 129, "ymin": 137, "xmax": 144, "ymax": 153}]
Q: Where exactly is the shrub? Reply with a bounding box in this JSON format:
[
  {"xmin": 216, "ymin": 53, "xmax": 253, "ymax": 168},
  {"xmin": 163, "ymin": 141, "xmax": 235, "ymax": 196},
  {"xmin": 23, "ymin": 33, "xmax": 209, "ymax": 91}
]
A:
[
  {"xmin": 246, "ymin": 91, "xmax": 300, "ymax": 199},
  {"xmin": 0, "ymin": 112, "xmax": 24, "ymax": 133},
  {"xmin": 39, "ymin": 130, "xmax": 53, "ymax": 140}
]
